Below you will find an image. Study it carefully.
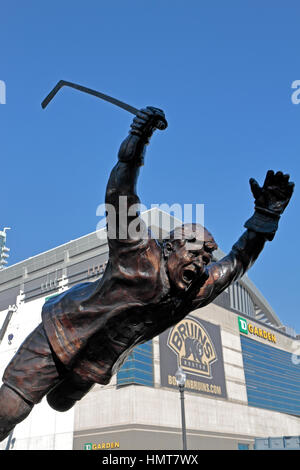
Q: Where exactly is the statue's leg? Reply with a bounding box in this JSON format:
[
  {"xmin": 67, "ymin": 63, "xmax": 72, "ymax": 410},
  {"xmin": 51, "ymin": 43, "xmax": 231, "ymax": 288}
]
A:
[
  {"xmin": 0, "ymin": 384, "xmax": 33, "ymax": 441},
  {"xmin": 0, "ymin": 323, "xmax": 65, "ymax": 442}
]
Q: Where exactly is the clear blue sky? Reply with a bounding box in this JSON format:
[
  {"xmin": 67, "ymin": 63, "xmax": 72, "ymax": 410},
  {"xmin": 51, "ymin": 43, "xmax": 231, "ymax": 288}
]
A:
[{"xmin": 1, "ymin": 1, "xmax": 300, "ymax": 332}]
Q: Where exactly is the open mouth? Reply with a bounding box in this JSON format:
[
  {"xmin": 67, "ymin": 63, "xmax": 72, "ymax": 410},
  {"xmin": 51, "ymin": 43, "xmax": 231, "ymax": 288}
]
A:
[{"xmin": 182, "ymin": 266, "xmax": 197, "ymax": 284}]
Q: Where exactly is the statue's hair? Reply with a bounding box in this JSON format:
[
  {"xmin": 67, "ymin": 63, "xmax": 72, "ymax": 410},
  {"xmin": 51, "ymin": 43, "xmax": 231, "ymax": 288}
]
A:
[
  {"xmin": 161, "ymin": 223, "xmax": 218, "ymax": 254},
  {"xmin": 168, "ymin": 223, "xmax": 205, "ymax": 241}
]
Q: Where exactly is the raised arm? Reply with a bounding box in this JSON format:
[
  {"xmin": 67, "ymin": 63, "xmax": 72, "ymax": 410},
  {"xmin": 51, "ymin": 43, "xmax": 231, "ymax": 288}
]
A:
[
  {"xmin": 105, "ymin": 107, "xmax": 167, "ymax": 244},
  {"xmin": 192, "ymin": 170, "xmax": 294, "ymax": 308}
]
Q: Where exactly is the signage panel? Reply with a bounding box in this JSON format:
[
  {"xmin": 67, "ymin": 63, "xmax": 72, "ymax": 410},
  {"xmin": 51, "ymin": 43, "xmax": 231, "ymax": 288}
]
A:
[
  {"xmin": 238, "ymin": 316, "xmax": 277, "ymax": 343},
  {"xmin": 159, "ymin": 315, "xmax": 227, "ymax": 399}
]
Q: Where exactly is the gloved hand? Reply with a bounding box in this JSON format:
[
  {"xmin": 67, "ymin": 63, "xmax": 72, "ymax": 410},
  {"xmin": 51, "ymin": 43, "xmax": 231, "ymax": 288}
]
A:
[
  {"xmin": 130, "ymin": 106, "xmax": 168, "ymax": 143},
  {"xmin": 118, "ymin": 106, "xmax": 168, "ymax": 165},
  {"xmin": 244, "ymin": 170, "xmax": 294, "ymax": 240}
]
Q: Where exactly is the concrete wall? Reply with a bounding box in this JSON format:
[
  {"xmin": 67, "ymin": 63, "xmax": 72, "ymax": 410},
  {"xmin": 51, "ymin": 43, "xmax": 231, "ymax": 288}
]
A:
[{"xmin": 73, "ymin": 384, "xmax": 300, "ymax": 450}]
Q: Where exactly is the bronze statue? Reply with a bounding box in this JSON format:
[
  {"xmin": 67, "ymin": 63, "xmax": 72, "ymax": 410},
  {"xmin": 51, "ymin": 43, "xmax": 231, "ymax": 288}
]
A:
[{"xmin": 0, "ymin": 106, "xmax": 294, "ymax": 441}]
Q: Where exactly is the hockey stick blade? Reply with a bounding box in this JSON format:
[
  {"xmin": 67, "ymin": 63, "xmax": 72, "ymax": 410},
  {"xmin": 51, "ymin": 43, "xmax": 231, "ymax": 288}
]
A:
[{"xmin": 41, "ymin": 80, "xmax": 66, "ymax": 109}]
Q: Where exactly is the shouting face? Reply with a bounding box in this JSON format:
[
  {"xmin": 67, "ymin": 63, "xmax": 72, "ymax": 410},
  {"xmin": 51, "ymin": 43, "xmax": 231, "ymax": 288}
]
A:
[{"xmin": 164, "ymin": 224, "xmax": 218, "ymax": 292}]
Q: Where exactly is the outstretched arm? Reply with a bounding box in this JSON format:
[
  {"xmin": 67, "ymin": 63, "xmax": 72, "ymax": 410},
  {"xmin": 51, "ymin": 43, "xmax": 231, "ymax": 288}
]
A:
[
  {"xmin": 192, "ymin": 171, "xmax": 294, "ymax": 308},
  {"xmin": 105, "ymin": 107, "xmax": 167, "ymax": 243},
  {"xmin": 192, "ymin": 229, "xmax": 266, "ymax": 308}
]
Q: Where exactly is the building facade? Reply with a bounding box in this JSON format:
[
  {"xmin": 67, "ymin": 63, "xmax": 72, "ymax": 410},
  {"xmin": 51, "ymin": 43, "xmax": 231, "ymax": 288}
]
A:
[{"xmin": 0, "ymin": 209, "xmax": 299, "ymax": 450}]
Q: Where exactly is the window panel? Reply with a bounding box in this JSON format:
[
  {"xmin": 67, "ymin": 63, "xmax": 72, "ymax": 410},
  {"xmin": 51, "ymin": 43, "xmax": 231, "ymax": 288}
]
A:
[
  {"xmin": 117, "ymin": 340, "xmax": 154, "ymax": 388},
  {"xmin": 240, "ymin": 336, "xmax": 300, "ymax": 416}
]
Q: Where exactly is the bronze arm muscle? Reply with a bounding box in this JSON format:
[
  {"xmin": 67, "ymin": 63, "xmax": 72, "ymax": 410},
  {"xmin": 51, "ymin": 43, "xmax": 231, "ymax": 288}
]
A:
[
  {"xmin": 105, "ymin": 107, "xmax": 167, "ymax": 243},
  {"xmin": 192, "ymin": 229, "xmax": 266, "ymax": 308}
]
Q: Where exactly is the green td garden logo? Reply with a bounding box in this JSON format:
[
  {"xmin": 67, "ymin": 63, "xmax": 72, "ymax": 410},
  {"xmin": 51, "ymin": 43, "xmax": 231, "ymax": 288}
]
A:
[
  {"xmin": 238, "ymin": 317, "xmax": 248, "ymax": 334},
  {"xmin": 238, "ymin": 316, "xmax": 276, "ymax": 343}
]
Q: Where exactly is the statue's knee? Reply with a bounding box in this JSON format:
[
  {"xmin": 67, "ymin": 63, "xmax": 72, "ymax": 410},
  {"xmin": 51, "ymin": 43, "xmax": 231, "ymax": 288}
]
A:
[
  {"xmin": 0, "ymin": 384, "xmax": 33, "ymax": 422},
  {"xmin": 0, "ymin": 384, "xmax": 33, "ymax": 442}
]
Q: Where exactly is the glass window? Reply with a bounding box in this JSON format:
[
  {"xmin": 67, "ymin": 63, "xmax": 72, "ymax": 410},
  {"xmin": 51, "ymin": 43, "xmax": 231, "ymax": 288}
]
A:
[
  {"xmin": 238, "ymin": 443, "xmax": 249, "ymax": 450},
  {"xmin": 240, "ymin": 336, "xmax": 300, "ymax": 416},
  {"xmin": 117, "ymin": 340, "xmax": 154, "ymax": 388}
]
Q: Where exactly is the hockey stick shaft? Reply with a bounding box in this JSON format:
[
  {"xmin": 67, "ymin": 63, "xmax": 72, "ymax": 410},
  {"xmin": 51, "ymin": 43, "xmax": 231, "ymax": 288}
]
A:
[{"xmin": 41, "ymin": 80, "xmax": 139, "ymax": 115}]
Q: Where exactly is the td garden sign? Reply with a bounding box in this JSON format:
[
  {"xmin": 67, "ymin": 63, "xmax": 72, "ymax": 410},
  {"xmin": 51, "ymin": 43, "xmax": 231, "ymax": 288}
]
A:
[
  {"xmin": 159, "ymin": 316, "xmax": 227, "ymax": 399},
  {"xmin": 238, "ymin": 316, "xmax": 277, "ymax": 343}
]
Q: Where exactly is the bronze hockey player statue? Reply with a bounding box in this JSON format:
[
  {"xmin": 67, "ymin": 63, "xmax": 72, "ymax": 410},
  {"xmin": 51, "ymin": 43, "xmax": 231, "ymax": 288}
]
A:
[{"xmin": 0, "ymin": 106, "xmax": 295, "ymax": 441}]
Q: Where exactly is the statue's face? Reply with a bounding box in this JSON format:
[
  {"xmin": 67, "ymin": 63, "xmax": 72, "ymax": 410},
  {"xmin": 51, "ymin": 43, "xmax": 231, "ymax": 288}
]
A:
[{"xmin": 165, "ymin": 224, "xmax": 218, "ymax": 292}]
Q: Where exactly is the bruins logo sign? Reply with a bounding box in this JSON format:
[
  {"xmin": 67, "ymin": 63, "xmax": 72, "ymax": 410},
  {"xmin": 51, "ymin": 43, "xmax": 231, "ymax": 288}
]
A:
[{"xmin": 168, "ymin": 317, "xmax": 217, "ymax": 378}]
